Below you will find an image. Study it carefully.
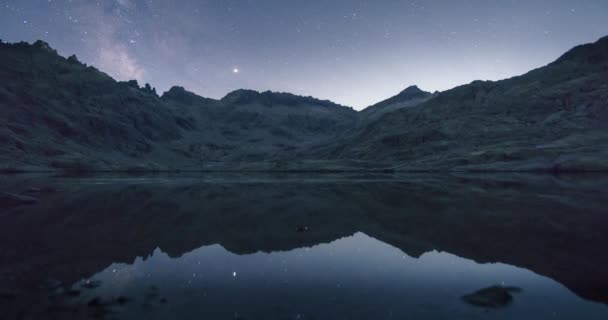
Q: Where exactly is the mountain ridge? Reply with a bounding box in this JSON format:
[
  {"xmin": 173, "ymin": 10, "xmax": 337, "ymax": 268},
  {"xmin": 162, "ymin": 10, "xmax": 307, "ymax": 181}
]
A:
[
  {"xmin": 1, "ymin": 36, "xmax": 607, "ymax": 172},
  {"xmin": 316, "ymin": 35, "xmax": 608, "ymax": 171}
]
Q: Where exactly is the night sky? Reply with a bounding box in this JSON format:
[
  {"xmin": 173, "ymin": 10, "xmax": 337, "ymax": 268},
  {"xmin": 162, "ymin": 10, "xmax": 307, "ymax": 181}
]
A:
[{"xmin": 2, "ymin": 1, "xmax": 608, "ymax": 109}]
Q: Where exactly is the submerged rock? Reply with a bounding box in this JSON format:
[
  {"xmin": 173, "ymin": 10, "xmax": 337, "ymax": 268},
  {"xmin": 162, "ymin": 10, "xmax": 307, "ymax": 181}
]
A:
[
  {"xmin": 0, "ymin": 192, "xmax": 38, "ymax": 207},
  {"xmin": 462, "ymin": 285, "xmax": 522, "ymax": 308}
]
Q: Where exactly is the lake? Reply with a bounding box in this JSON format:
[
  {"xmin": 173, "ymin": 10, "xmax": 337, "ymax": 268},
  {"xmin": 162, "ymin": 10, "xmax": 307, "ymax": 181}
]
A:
[{"xmin": 1, "ymin": 173, "xmax": 607, "ymax": 319}]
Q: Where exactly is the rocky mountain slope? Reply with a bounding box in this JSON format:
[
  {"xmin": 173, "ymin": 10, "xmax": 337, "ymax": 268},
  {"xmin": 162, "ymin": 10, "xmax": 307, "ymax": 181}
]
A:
[
  {"xmin": 0, "ymin": 36, "xmax": 607, "ymax": 172},
  {"xmin": 322, "ymin": 36, "xmax": 608, "ymax": 171},
  {"xmin": 160, "ymin": 87, "xmax": 357, "ymax": 163},
  {"xmin": 0, "ymin": 40, "xmax": 356, "ymax": 171}
]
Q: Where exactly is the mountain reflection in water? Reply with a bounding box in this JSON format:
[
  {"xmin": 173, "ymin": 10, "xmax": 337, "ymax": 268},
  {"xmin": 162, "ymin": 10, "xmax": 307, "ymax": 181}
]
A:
[{"xmin": 1, "ymin": 173, "xmax": 607, "ymax": 319}]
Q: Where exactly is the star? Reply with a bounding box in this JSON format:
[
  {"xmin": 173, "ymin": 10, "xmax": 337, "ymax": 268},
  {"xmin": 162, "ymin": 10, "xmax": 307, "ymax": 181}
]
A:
[{"xmin": 232, "ymin": 68, "xmax": 239, "ymax": 74}]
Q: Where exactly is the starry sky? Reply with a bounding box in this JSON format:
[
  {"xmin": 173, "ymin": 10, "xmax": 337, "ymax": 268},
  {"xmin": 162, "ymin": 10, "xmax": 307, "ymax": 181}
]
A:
[{"xmin": 2, "ymin": 0, "xmax": 608, "ymax": 109}]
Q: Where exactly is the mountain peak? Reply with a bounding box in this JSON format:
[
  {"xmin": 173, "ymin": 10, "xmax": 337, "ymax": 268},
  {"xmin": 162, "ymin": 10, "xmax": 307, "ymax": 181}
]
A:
[
  {"xmin": 32, "ymin": 40, "xmax": 56, "ymax": 53},
  {"xmin": 363, "ymin": 85, "xmax": 432, "ymax": 113},
  {"xmin": 161, "ymin": 86, "xmax": 215, "ymax": 105},
  {"xmin": 399, "ymin": 85, "xmax": 423, "ymax": 94},
  {"xmin": 395, "ymin": 85, "xmax": 431, "ymax": 100}
]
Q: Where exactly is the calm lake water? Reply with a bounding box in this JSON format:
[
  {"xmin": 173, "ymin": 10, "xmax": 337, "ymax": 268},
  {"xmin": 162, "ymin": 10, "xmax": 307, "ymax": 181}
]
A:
[{"xmin": 1, "ymin": 173, "xmax": 607, "ymax": 319}]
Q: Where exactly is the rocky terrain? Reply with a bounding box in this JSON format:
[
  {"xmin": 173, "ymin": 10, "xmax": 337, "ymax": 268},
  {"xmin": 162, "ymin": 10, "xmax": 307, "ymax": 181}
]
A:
[
  {"xmin": 319, "ymin": 35, "xmax": 608, "ymax": 171},
  {"xmin": 0, "ymin": 36, "xmax": 607, "ymax": 172},
  {"xmin": 0, "ymin": 40, "xmax": 357, "ymax": 172}
]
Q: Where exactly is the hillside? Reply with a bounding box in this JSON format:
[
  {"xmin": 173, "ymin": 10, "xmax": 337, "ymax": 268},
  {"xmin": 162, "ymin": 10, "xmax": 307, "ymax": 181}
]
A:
[
  {"xmin": 0, "ymin": 36, "xmax": 607, "ymax": 172},
  {"xmin": 0, "ymin": 40, "xmax": 356, "ymax": 171},
  {"xmin": 320, "ymin": 36, "xmax": 608, "ymax": 171}
]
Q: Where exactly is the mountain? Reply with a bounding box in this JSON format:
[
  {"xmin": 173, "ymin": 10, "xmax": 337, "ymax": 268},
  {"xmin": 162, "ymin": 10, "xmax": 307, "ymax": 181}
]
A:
[
  {"xmin": 160, "ymin": 87, "xmax": 357, "ymax": 163},
  {"xmin": 0, "ymin": 40, "xmax": 356, "ymax": 171},
  {"xmin": 0, "ymin": 36, "xmax": 607, "ymax": 172},
  {"xmin": 0, "ymin": 41, "xmax": 185, "ymax": 171},
  {"xmin": 359, "ymin": 85, "xmax": 434, "ymax": 122},
  {"xmin": 320, "ymin": 36, "xmax": 608, "ymax": 171}
]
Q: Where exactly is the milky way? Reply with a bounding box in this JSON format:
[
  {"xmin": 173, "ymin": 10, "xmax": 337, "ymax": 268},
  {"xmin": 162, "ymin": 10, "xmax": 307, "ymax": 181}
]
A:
[{"xmin": 1, "ymin": 0, "xmax": 607, "ymax": 109}]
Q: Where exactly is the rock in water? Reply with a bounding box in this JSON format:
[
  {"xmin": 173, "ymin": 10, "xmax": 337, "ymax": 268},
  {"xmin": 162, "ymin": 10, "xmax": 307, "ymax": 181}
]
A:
[
  {"xmin": 0, "ymin": 192, "xmax": 38, "ymax": 207},
  {"xmin": 462, "ymin": 285, "xmax": 522, "ymax": 308}
]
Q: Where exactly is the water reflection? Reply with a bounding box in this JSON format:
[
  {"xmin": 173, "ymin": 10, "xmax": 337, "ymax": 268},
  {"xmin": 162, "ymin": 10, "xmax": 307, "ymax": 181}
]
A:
[
  {"xmin": 65, "ymin": 233, "xmax": 604, "ymax": 319},
  {"xmin": 1, "ymin": 173, "xmax": 608, "ymax": 319}
]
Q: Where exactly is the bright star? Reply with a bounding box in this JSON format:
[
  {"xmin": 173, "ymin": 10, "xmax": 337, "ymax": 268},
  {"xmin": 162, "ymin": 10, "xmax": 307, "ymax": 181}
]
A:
[{"xmin": 232, "ymin": 68, "xmax": 239, "ymax": 74}]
